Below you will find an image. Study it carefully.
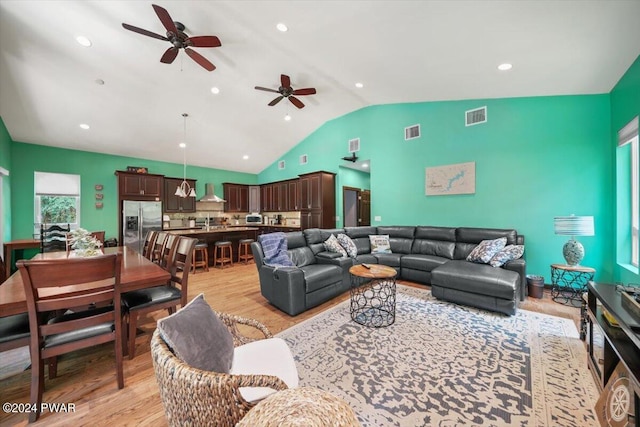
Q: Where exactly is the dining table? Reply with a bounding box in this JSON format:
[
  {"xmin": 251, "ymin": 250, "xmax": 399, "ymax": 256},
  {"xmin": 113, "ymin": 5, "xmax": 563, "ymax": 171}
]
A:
[
  {"xmin": 0, "ymin": 246, "xmax": 171, "ymax": 318},
  {"xmin": 3, "ymin": 238, "xmax": 42, "ymax": 281}
]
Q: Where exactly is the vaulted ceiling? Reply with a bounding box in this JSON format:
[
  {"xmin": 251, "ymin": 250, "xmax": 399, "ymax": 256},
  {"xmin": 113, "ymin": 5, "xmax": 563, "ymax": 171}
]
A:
[{"xmin": 1, "ymin": 1, "xmax": 639, "ymax": 173}]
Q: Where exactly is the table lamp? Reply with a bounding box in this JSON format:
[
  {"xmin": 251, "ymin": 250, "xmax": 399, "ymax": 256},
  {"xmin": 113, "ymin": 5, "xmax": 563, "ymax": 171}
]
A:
[{"xmin": 554, "ymin": 215, "xmax": 594, "ymax": 266}]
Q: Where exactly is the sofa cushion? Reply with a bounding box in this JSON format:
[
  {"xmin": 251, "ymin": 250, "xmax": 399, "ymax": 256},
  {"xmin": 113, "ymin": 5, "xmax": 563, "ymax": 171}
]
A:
[
  {"xmin": 355, "ymin": 254, "xmax": 378, "ymax": 264},
  {"xmin": 336, "ymin": 233, "xmax": 358, "ymax": 258},
  {"xmin": 157, "ymin": 294, "xmax": 234, "ymax": 373},
  {"xmin": 411, "ymin": 238, "xmax": 455, "ymax": 259},
  {"xmin": 373, "ymin": 253, "xmax": 402, "ymax": 268},
  {"xmin": 323, "ymin": 234, "xmax": 347, "ymax": 257},
  {"xmin": 300, "ymin": 264, "xmax": 343, "ymax": 293},
  {"xmin": 370, "ymin": 235, "xmax": 391, "ymax": 254},
  {"xmin": 377, "ymin": 226, "xmax": 415, "ymax": 239},
  {"xmin": 415, "ymin": 226, "xmax": 456, "ymax": 241},
  {"xmin": 431, "ymin": 260, "xmax": 519, "ymax": 300},
  {"xmin": 288, "ymin": 246, "xmax": 316, "ymax": 267},
  {"xmin": 466, "ymin": 237, "xmax": 507, "ymax": 264},
  {"xmin": 401, "ymin": 254, "xmax": 450, "ymax": 272},
  {"xmin": 489, "ymin": 245, "xmax": 525, "ymax": 267}
]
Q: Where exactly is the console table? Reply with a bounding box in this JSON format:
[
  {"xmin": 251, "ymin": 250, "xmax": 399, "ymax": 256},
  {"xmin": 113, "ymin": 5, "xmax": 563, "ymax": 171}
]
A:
[
  {"xmin": 349, "ymin": 264, "xmax": 397, "ymax": 327},
  {"xmin": 550, "ymin": 263, "xmax": 595, "ymax": 306},
  {"xmin": 586, "ymin": 282, "xmax": 640, "ymax": 425}
]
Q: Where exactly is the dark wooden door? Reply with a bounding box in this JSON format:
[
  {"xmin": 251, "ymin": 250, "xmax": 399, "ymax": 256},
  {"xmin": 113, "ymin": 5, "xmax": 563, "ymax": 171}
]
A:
[{"xmin": 359, "ymin": 190, "xmax": 371, "ymax": 226}]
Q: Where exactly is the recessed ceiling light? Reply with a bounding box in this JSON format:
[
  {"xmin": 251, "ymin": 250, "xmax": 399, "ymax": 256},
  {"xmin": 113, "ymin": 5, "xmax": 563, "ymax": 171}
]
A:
[
  {"xmin": 211, "ymin": 87, "xmax": 220, "ymax": 94},
  {"xmin": 179, "ymin": 143, "xmax": 186, "ymax": 148},
  {"xmin": 355, "ymin": 82, "xmax": 364, "ymax": 88},
  {"xmin": 284, "ymin": 114, "xmax": 291, "ymax": 121},
  {"xmin": 76, "ymin": 35, "xmax": 92, "ymax": 47},
  {"xmin": 498, "ymin": 63, "xmax": 512, "ymax": 71},
  {"xmin": 79, "ymin": 123, "xmax": 90, "ymax": 130},
  {"xmin": 276, "ymin": 23, "xmax": 288, "ymax": 32},
  {"xmin": 243, "ymin": 155, "xmax": 249, "ymax": 160}
]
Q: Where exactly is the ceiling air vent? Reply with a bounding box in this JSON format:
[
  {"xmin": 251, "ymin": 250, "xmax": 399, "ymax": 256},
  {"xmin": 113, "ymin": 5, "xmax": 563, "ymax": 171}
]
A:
[
  {"xmin": 299, "ymin": 154, "xmax": 308, "ymax": 165},
  {"xmin": 465, "ymin": 106, "xmax": 487, "ymax": 126},
  {"xmin": 348, "ymin": 138, "xmax": 360, "ymax": 153},
  {"xmin": 404, "ymin": 124, "xmax": 420, "ymax": 140},
  {"xmin": 278, "ymin": 160, "xmax": 285, "ymax": 170}
]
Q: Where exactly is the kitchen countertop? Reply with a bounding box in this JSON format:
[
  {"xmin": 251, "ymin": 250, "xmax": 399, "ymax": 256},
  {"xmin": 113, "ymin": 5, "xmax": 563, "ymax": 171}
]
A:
[
  {"xmin": 231, "ymin": 224, "xmax": 301, "ymax": 229},
  {"xmin": 167, "ymin": 227, "xmax": 260, "ymax": 236}
]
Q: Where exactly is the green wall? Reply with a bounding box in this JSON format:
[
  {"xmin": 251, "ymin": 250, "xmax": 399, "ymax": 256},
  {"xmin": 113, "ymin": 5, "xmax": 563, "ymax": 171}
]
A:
[
  {"xmin": 611, "ymin": 54, "xmax": 640, "ymax": 284},
  {"xmin": 0, "ymin": 117, "xmax": 12, "ymax": 242},
  {"xmin": 9, "ymin": 142, "xmax": 257, "ymax": 241},
  {"xmin": 259, "ymin": 95, "xmax": 614, "ymax": 283}
]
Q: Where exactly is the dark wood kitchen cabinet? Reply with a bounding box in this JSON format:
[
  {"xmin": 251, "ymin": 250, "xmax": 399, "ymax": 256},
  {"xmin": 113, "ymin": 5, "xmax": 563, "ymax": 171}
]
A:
[
  {"xmin": 288, "ymin": 179, "xmax": 300, "ymax": 211},
  {"xmin": 223, "ymin": 183, "xmax": 249, "ymax": 213},
  {"xmin": 164, "ymin": 177, "xmax": 197, "ymax": 213},
  {"xmin": 261, "ymin": 183, "xmax": 273, "ymax": 212},
  {"xmin": 299, "ymin": 171, "xmax": 335, "ymax": 229},
  {"xmin": 116, "ymin": 170, "xmax": 163, "ymax": 200}
]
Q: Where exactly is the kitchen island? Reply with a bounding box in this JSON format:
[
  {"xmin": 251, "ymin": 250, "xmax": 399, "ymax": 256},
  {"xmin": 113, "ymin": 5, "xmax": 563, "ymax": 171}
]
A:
[{"xmin": 168, "ymin": 227, "xmax": 259, "ymax": 265}]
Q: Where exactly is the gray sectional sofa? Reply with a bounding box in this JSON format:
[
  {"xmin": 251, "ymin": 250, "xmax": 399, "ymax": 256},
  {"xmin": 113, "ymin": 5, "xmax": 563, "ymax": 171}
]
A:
[{"xmin": 251, "ymin": 226, "xmax": 526, "ymax": 316}]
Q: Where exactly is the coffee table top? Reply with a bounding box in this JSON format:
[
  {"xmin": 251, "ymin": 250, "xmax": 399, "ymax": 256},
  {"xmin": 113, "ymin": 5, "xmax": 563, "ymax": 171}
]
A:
[{"xmin": 349, "ymin": 264, "xmax": 397, "ymax": 279}]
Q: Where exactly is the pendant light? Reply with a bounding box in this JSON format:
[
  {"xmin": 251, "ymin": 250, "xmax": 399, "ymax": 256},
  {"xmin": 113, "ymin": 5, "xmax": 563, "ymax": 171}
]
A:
[{"xmin": 175, "ymin": 113, "xmax": 196, "ymax": 198}]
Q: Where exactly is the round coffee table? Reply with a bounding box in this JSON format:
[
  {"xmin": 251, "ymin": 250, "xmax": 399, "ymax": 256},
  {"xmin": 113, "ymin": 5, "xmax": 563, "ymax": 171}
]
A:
[{"xmin": 349, "ymin": 264, "xmax": 397, "ymax": 327}]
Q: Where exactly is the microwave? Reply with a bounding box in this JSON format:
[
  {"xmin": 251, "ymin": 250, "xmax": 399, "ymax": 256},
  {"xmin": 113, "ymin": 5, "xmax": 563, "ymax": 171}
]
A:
[{"xmin": 246, "ymin": 213, "xmax": 262, "ymax": 223}]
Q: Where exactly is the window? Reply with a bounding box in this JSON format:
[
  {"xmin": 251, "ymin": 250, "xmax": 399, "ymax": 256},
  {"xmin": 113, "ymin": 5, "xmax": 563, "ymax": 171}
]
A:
[
  {"xmin": 34, "ymin": 172, "xmax": 80, "ymax": 235},
  {"xmin": 618, "ymin": 116, "xmax": 639, "ymax": 268}
]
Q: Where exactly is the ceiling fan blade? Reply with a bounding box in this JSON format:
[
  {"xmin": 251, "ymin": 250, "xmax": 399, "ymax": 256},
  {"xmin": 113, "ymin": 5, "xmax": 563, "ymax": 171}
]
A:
[
  {"xmin": 187, "ymin": 36, "xmax": 222, "ymax": 48},
  {"xmin": 160, "ymin": 47, "xmax": 179, "ymax": 64},
  {"xmin": 255, "ymin": 86, "xmax": 281, "ymax": 94},
  {"xmin": 292, "ymin": 88, "xmax": 316, "ymax": 96},
  {"xmin": 289, "ymin": 96, "xmax": 305, "ymax": 109},
  {"xmin": 269, "ymin": 96, "xmax": 284, "ymax": 106},
  {"xmin": 185, "ymin": 48, "xmax": 216, "ymax": 71},
  {"xmin": 280, "ymin": 74, "xmax": 291, "ymax": 89},
  {"xmin": 122, "ymin": 23, "xmax": 168, "ymax": 41},
  {"xmin": 152, "ymin": 4, "xmax": 178, "ymax": 35}
]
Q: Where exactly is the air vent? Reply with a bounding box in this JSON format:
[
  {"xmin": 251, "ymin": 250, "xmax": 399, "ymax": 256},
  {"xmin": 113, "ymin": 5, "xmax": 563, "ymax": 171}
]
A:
[
  {"xmin": 349, "ymin": 138, "xmax": 360, "ymax": 153},
  {"xmin": 465, "ymin": 106, "xmax": 487, "ymax": 126},
  {"xmin": 404, "ymin": 124, "xmax": 420, "ymax": 140},
  {"xmin": 299, "ymin": 154, "xmax": 308, "ymax": 165},
  {"xmin": 278, "ymin": 160, "xmax": 285, "ymax": 170}
]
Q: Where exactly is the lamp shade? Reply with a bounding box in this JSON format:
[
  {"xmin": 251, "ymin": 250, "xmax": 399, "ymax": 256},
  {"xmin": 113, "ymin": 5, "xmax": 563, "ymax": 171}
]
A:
[{"xmin": 554, "ymin": 216, "xmax": 594, "ymax": 236}]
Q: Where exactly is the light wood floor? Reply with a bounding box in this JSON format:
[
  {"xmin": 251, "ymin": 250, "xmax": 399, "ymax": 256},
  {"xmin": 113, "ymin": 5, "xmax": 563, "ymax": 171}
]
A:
[{"xmin": 0, "ymin": 262, "xmax": 582, "ymax": 426}]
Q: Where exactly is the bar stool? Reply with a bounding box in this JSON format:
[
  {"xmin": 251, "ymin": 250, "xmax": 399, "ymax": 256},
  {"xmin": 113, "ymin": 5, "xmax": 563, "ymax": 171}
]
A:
[
  {"xmin": 238, "ymin": 239, "xmax": 254, "ymax": 264},
  {"xmin": 192, "ymin": 241, "xmax": 209, "ymax": 273},
  {"xmin": 214, "ymin": 241, "xmax": 233, "ymax": 269}
]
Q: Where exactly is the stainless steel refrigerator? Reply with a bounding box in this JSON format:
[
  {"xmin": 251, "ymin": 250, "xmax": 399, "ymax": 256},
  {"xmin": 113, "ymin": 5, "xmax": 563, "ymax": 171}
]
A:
[{"xmin": 122, "ymin": 200, "xmax": 162, "ymax": 253}]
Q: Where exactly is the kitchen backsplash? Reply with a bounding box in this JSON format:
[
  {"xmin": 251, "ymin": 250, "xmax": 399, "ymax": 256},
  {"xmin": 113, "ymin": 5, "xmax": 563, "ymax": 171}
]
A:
[{"xmin": 164, "ymin": 208, "xmax": 301, "ymax": 226}]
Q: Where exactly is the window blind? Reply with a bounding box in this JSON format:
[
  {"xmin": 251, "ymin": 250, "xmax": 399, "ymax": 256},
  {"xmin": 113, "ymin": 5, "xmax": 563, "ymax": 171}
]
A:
[
  {"xmin": 35, "ymin": 172, "xmax": 80, "ymax": 196},
  {"xmin": 618, "ymin": 116, "xmax": 639, "ymax": 146}
]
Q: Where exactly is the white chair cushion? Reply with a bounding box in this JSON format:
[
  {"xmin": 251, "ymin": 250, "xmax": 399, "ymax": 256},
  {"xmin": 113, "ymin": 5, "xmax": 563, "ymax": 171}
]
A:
[{"xmin": 229, "ymin": 337, "xmax": 299, "ymax": 402}]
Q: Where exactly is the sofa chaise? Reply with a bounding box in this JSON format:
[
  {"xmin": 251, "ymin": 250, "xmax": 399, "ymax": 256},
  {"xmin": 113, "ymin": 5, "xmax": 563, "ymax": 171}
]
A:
[{"xmin": 251, "ymin": 226, "xmax": 526, "ymax": 316}]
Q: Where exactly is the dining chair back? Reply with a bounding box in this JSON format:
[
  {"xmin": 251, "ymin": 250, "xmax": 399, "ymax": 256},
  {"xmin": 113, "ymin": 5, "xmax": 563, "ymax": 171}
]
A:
[
  {"xmin": 159, "ymin": 234, "xmax": 180, "ymax": 269},
  {"xmin": 17, "ymin": 253, "xmax": 124, "ymax": 422},
  {"xmin": 152, "ymin": 232, "xmax": 168, "ymax": 263},
  {"xmin": 40, "ymin": 224, "xmax": 70, "ymax": 253},
  {"xmin": 122, "ymin": 236, "xmax": 197, "ymax": 359},
  {"xmin": 142, "ymin": 230, "xmax": 159, "ymax": 260},
  {"xmin": 90, "ymin": 231, "xmax": 106, "ymax": 244}
]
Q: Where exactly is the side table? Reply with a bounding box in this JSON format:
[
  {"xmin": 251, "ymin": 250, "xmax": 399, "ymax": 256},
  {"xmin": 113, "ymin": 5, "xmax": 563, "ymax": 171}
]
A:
[
  {"xmin": 550, "ymin": 263, "xmax": 595, "ymax": 307},
  {"xmin": 349, "ymin": 264, "xmax": 397, "ymax": 327}
]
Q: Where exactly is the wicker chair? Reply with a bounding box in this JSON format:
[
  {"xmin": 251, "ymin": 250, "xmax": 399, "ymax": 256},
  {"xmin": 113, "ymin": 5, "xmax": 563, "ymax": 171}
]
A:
[{"xmin": 150, "ymin": 312, "xmax": 291, "ymax": 427}]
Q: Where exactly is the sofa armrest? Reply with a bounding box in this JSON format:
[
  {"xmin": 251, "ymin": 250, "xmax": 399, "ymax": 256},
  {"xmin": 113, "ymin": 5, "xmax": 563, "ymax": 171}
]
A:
[
  {"xmin": 503, "ymin": 258, "xmax": 526, "ymax": 301},
  {"xmin": 317, "ymin": 251, "xmax": 343, "ymax": 260},
  {"xmin": 258, "ymin": 265, "xmax": 306, "ymax": 316}
]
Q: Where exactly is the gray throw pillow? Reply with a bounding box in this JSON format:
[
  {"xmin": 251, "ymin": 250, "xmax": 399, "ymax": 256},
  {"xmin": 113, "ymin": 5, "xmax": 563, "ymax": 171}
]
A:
[
  {"xmin": 157, "ymin": 293, "xmax": 234, "ymax": 373},
  {"xmin": 324, "ymin": 234, "xmax": 347, "ymax": 257},
  {"xmin": 466, "ymin": 237, "xmax": 507, "ymax": 264},
  {"xmin": 336, "ymin": 233, "xmax": 358, "ymax": 258},
  {"xmin": 489, "ymin": 244, "xmax": 525, "ymax": 267}
]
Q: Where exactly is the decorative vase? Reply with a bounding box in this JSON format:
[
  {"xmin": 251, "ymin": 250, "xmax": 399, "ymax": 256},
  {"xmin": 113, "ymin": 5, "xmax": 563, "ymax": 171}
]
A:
[{"xmin": 562, "ymin": 238, "xmax": 584, "ymax": 266}]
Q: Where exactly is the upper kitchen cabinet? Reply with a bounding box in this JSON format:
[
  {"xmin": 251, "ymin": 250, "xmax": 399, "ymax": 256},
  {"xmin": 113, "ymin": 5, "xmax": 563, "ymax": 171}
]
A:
[
  {"xmin": 223, "ymin": 183, "xmax": 249, "ymax": 213},
  {"xmin": 287, "ymin": 179, "xmax": 300, "ymax": 211},
  {"xmin": 116, "ymin": 170, "xmax": 163, "ymax": 200},
  {"xmin": 249, "ymin": 185, "xmax": 261, "ymax": 213},
  {"xmin": 164, "ymin": 177, "xmax": 197, "ymax": 213},
  {"xmin": 299, "ymin": 171, "xmax": 335, "ymax": 229}
]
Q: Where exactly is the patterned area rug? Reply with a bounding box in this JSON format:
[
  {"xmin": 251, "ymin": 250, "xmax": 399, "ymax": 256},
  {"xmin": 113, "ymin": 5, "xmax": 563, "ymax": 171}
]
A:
[{"xmin": 277, "ymin": 285, "xmax": 599, "ymax": 426}]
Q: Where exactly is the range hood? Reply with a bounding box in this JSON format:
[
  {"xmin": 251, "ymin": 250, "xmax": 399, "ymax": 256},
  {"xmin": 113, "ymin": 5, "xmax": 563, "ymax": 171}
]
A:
[{"xmin": 198, "ymin": 183, "xmax": 226, "ymax": 202}]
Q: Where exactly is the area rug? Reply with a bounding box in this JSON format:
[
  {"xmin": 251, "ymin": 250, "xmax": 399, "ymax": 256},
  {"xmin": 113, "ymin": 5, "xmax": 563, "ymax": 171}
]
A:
[{"xmin": 277, "ymin": 285, "xmax": 599, "ymax": 427}]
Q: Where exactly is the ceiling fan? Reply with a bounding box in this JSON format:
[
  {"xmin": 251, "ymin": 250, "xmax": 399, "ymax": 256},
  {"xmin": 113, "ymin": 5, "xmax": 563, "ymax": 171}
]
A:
[
  {"xmin": 122, "ymin": 4, "xmax": 221, "ymax": 71},
  {"xmin": 255, "ymin": 74, "xmax": 317, "ymax": 109}
]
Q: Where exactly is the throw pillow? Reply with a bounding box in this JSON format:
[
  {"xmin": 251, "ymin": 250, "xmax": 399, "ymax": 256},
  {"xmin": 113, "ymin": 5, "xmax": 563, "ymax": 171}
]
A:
[
  {"xmin": 466, "ymin": 237, "xmax": 507, "ymax": 264},
  {"xmin": 157, "ymin": 293, "xmax": 234, "ymax": 373},
  {"xmin": 336, "ymin": 233, "xmax": 358, "ymax": 258},
  {"xmin": 369, "ymin": 235, "xmax": 392, "ymax": 254},
  {"xmin": 324, "ymin": 234, "xmax": 347, "ymax": 257},
  {"xmin": 489, "ymin": 244, "xmax": 525, "ymax": 267}
]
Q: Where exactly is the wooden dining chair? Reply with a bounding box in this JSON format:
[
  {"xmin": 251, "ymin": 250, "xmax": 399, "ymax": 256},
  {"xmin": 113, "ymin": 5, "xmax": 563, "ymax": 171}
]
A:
[
  {"xmin": 158, "ymin": 234, "xmax": 180, "ymax": 269},
  {"xmin": 17, "ymin": 253, "xmax": 124, "ymax": 423},
  {"xmin": 90, "ymin": 231, "xmax": 106, "ymax": 244},
  {"xmin": 142, "ymin": 230, "xmax": 159, "ymax": 260},
  {"xmin": 122, "ymin": 236, "xmax": 197, "ymax": 359},
  {"xmin": 151, "ymin": 231, "xmax": 168, "ymax": 263},
  {"xmin": 40, "ymin": 223, "xmax": 70, "ymax": 253}
]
